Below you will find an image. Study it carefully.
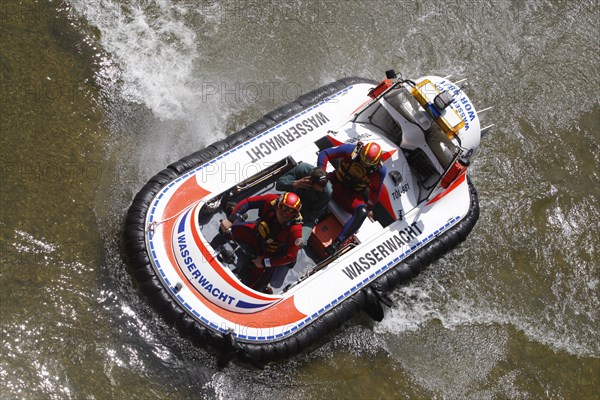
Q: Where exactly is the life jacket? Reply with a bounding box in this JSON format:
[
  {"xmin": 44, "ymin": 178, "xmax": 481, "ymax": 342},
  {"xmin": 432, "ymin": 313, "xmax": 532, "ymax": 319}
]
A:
[
  {"xmin": 255, "ymin": 199, "xmax": 303, "ymax": 254},
  {"xmin": 335, "ymin": 145, "xmax": 379, "ymax": 193}
]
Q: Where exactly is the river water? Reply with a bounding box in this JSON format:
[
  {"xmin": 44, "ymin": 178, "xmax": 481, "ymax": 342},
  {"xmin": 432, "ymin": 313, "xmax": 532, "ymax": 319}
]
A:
[{"xmin": 1, "ymin": 0, "xmax": 598, "ymax": 399}]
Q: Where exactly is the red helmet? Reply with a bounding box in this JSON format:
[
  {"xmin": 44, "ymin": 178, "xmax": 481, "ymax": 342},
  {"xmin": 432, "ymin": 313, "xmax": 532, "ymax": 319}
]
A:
[
  {"xmin": 278, "ymin": 192, "xmax": 302, "ymax": 216},
  {"xmin": 359, "ymin": 142, "xmax": 382, "ymax": 166}
]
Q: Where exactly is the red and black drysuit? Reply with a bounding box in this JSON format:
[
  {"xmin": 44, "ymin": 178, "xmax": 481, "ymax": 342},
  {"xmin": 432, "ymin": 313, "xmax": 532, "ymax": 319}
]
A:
[
  {"xmin": 227, "ymin": 193, "xmax": 302, "ymax": 290},
  {"xmin": 317, "ymin": 143, "xmax": 387, "ymax": 244}
]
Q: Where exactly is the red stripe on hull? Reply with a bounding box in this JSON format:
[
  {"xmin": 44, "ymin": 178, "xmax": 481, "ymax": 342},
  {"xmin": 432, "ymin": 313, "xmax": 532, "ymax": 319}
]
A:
[
  {"xmin": 426, "ymin": 172, "xmax": 467, "ymax": 206},
  {"xmin": 159, "ymin": 176, "xmax": 307, "ymax": 326}
]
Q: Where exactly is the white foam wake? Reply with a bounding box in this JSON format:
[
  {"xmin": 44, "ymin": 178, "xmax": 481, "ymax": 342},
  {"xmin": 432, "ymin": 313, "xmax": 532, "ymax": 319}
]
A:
[
  {"xmin": 13, "ymin": 229, "xmax": 57, "ymax": 254},
  {"xmin": 375, "ymin": 269, "xmax": 599, "ymax": 358},
  {"xmin": 69, "ymin": 0, "xmax": 200, "ymax": 120}
]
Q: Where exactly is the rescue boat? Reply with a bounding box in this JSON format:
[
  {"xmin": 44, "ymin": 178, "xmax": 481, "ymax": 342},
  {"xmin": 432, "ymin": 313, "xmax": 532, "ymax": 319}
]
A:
[{"xmin": 124, "ymin": 71, "xmax": 491, "ymax": 366}]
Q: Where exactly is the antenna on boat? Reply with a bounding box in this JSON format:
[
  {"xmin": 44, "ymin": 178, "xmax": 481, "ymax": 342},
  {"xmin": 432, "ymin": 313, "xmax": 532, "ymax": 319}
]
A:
[{"xmin": 477, "ymin": 106, "xmax": 494, "ymax": 138}]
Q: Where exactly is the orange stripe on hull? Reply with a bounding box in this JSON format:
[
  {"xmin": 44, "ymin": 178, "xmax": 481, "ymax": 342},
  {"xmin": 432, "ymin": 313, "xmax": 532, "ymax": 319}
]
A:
[
  {"xmin": 188, "ymin": 202, "xmax": 275, "ymax": 302},
  {"xmin": 159, "ymin": 176, "xmax": 307, "ymax": 327},
  {"xmin": 426, "ymin": 172, "xmax": 467, "ymax": 206}
]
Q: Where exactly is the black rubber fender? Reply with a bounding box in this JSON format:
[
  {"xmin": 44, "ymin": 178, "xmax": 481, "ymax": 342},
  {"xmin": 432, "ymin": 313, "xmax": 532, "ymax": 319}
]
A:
[
  {"xmin": 190, "ymin": 323, "xmax": 209, "ymax": 346},
  {"xmin": 175, "ymin": 313, "xmax": 196, "ymax": 338}
]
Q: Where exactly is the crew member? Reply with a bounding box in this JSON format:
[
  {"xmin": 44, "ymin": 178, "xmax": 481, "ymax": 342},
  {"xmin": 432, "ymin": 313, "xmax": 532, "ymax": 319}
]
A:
[
  {"xmin": 276, "ymin": 163, "xmax": 332, "ymax": 247},
  {"xmin": 317, "ymin": 141, "xmax": 387, "ymax": 255},
  {"xmin": 220, "ymin": 192, "xmax": 303, "ymax": 292}
]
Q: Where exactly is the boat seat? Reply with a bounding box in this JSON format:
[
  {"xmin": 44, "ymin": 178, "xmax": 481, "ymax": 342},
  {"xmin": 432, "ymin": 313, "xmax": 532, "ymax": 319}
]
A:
[
  {"xmin": 328, "ymin": 198, "xmax": 384, "ymax": 244},
  {"xmin": 328, "ymin": 199, "xmax": 352, "ymax": 225}
]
